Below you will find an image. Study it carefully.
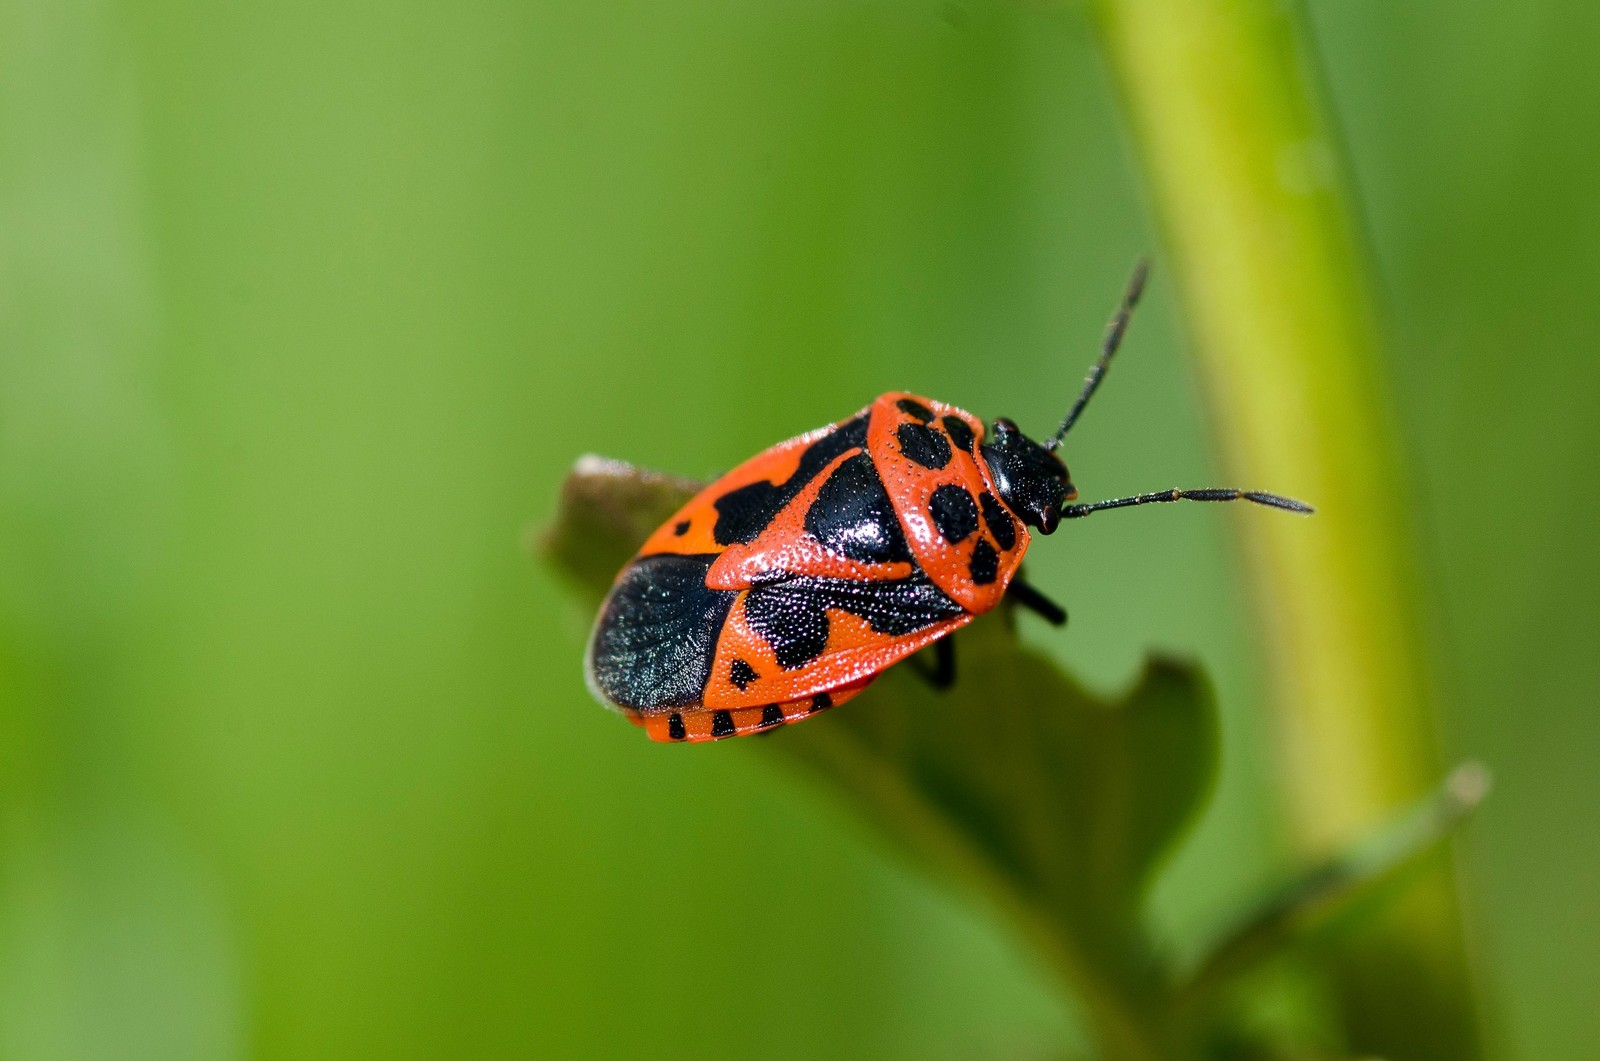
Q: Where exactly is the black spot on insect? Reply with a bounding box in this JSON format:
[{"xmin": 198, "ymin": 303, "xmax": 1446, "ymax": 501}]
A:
[
  {"xmin": 730, "ymin": 658, "xmax": 758, "ymax": 690},
  {"xmin": 969, "ymin": 539, "xmax": 999, "ymax": 584},
  {"xmin": 810, "ymin": 693, "xmax": 832, "ymax": 713},
  {"xmin": 711, "ymin": 710, "xmax": 736, "ymax": 738},
  {"xmin": 759, "ymin": 703, "xmax": 785, "ymax": 728},
  {"xmin": 928, "ymin": 484, "xmax": 980, "ymax": 544},
  {"xmin": 896, "ymin": 422, "xmax": 952, "ymax": 470},
  {"xmin": 744, "ymin": 571, "xmax": 966, "ymax": 670},
  {"xmin": 587, "ymin": 554, "xmax": 736, "ymax": 710},
  {"xmin": 896, "ymin": 398, "xmax": 934, "ymax": 422},
  {"xmin": 673, "ymin": 519, "xmax": 690, "ymax": 536},
  {"xmin": 743, "ymin": 587, "xmax": 831, "ymax": 669},
  {"xmin": 979, "ymin": 491, "xmax": 1016, "ymax": 551},
  {"xmin": 667, "ymin": 713, "xmax": 687, "ymax": 741},
  {"xmin": 712, "ymin": 415, "xmax": 869, "ymax": 546},
  {"xmin": 942, "ymin": 415, "xmax": 975, "ymax": 454},
  {"xmin": 804, "ymin": 453, "xmax": 913, "ymax": 564}
]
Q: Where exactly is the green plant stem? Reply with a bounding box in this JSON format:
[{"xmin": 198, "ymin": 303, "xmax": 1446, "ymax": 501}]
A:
[
  {"xmin": 1089, "ymin": 0, "xmax": 1483, "ymax": 1055},
  {"xmin": 1179, "ymin": 761, "xmax": 1490, "ymax": 1008}
]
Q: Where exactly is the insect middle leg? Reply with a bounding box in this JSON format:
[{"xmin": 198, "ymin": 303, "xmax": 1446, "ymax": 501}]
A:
[{"xmin": 911, "ymin": 636, "xmax": 956, "ymax": 691}]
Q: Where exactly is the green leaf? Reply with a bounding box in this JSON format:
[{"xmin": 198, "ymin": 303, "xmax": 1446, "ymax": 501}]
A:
[
  {"xmin": 778, "ymin": 622, "xmax": 1214, "ymax": 982},
  {"xmin": 541, "ymin": 456, "xmax": 1221, "ymax": 1059}
]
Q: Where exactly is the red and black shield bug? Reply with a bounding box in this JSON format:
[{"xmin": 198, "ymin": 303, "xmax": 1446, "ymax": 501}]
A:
[{"xmin": 585, "ymin": 263, "xmax": 1311, "ymax": 742}]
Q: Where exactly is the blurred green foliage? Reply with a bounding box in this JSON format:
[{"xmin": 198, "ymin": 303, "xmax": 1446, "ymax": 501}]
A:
[{"xmin": 2, "ymin": 0, "xmax": 1596, "ymax": 1059}]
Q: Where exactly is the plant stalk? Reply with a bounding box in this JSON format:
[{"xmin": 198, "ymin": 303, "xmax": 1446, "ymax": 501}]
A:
[{"xmin": 1089, "ymin": 0, "xmax": 1483, "ymax": 1055}]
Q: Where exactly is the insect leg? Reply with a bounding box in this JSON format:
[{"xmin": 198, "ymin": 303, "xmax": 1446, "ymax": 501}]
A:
[
  {"xmin": 1009, "ymin": 579, "xmax": 1068, "ymax": 627},
  {"xmin": 911, "ymin": 636, "xmax": 957, "ymax": 691}
]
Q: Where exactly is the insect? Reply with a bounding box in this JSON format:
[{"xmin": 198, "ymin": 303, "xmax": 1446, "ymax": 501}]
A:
[{"xmin": 585, "ymin": 263, "xmax": 1310, "ymax": 742}]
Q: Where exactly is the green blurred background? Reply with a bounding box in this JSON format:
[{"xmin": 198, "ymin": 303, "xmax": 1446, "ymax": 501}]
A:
[{"xmin": 2, "ymin": 0, "xmax": 1595, "ymax": 1057}]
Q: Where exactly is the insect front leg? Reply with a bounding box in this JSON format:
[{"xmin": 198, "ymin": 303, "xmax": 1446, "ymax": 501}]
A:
[{"xmin": 1009, "ymin": 578, "xmax": 1068, "ymax": 627}]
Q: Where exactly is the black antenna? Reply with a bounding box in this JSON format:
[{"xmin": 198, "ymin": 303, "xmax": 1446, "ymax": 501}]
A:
[
  {"xmin": 1061, "ymin": 488, "xmax": 1314, "ymax": 519},
  {"xmin": 1045, "ymin": 258, "xmax": 1149, "ymax": 451}
]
